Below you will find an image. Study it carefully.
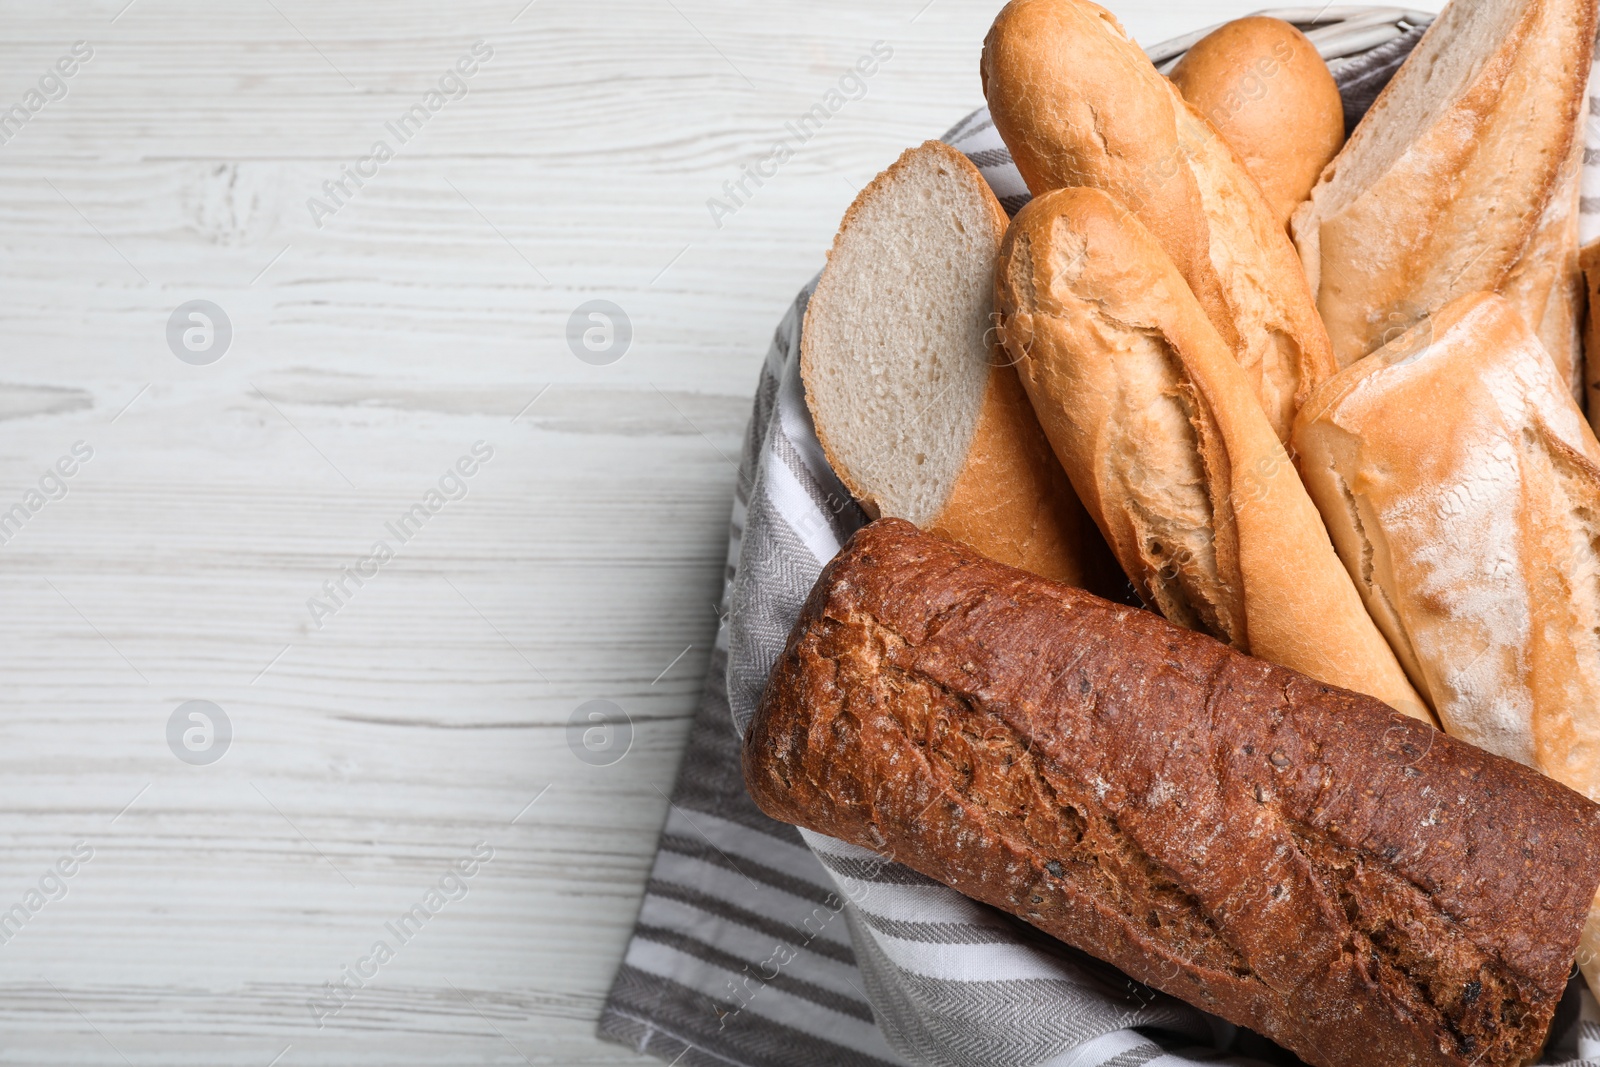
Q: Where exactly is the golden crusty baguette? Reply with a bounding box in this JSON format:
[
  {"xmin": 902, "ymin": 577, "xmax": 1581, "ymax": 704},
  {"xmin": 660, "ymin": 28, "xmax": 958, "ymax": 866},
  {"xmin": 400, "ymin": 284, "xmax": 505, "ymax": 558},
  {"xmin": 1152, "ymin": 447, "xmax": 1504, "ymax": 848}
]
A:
[
  {"xmin": 1292, "ymin": 0, "xmax": 1597, "ymax": 371},
  {"xmin": 1291, "ymin": 291, "xmax": 1600, "ymax": 996},
  {"xmin": 981, "ymin": 0, "xmax": 1335, "ymax": 445},
  {"xmin": 995, "ymin": 185, "xmax": 1431, "ymax": 724},
  {"xmin": 1168, "ymin": 16, "xmax": 1344, "ymax": 230},
  {"xmin": 802, "ymin": 141, "xmax": 1124, "ymax": 596}
]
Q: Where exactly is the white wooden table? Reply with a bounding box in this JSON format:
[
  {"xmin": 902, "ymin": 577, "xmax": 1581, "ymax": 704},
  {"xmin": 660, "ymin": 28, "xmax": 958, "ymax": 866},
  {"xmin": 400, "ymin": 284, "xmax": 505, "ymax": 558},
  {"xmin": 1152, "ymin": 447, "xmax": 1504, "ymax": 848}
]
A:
[{"xmin": 0, "ymin": 1, "xmax": 1284, "ymax": 1062}]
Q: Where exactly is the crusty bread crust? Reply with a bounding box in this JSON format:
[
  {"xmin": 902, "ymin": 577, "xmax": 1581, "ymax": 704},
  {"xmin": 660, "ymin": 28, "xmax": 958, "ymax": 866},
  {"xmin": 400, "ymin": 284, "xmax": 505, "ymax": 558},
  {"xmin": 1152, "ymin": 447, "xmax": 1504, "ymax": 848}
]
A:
[
  {"xmin": 981, "ymin": 0, "xmax": 1335, "ymax": 444},
  {"xmin": 801, "ymin": 140, "xmax": 1121, "ymax": 593},
  {"xmin": 745, "ymin": 517, "xmax": 1600, "ymax": 1067},
  {"xmin": 1293, "ymin": 293, "xmax": 1600, "ymax": 773},
  {"xmin": 1502, "ymin": 102, "xmax": 1587, "ymax": 404},
  {"xmin": 929, "ymin": 361, "xmax": 1127, "ymax": 600},
  {"xmin": 1168, "ymin": 16, "xmax": 1344, "ymax": 230},
  {"xmin": 996, "ymin": 186, "xmax": 1429, "ymax": 722},
  {"xmin": 1295, "ymin": 0, "xmax": 1598, "ymax": 369}
]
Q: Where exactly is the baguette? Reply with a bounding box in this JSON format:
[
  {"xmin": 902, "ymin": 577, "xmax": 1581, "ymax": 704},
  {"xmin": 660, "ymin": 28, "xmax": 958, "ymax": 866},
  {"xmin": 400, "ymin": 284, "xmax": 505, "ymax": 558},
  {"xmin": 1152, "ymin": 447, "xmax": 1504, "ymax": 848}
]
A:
[
  {"xmin": 1291, "ymin": 290, "xmax": 1600, "ymax": 996},
  {"xmin": 744, "ymin": 517, "xmax": 1600, "ymax": 1067},
  {"xmin": 1168, "ymin": 16, "xmax": 1344, "ymax": 230},
  {"xmin": 1291, "ymin": 0, "xmax": 1598, "ymax": 371},
  {"xmin": 995, "ymin": 185, "xmax": 1430, "ymax": 722},
  {"xmin": 801, "ymin": 141, "xmax": 1123, "ymax": 595},
  {"xmin": 981, "ymin": 0, "xmax": 1336, "ymax": 444}
]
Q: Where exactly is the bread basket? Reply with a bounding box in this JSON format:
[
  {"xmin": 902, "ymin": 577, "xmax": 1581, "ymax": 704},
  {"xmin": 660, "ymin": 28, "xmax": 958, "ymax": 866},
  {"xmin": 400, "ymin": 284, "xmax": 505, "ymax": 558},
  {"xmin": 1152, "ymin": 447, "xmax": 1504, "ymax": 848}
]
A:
[{"xmin": 601, "ymin": 8, "xmax": 1600, "ymax": 1067}]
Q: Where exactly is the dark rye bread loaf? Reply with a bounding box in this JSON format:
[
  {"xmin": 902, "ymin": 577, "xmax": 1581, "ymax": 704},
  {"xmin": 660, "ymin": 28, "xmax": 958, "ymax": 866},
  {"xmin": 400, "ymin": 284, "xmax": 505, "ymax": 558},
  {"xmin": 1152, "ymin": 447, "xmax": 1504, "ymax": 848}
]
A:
[{"xmin": 743, "ymin": 518, "xmax": 1600, "ymax": 1067}]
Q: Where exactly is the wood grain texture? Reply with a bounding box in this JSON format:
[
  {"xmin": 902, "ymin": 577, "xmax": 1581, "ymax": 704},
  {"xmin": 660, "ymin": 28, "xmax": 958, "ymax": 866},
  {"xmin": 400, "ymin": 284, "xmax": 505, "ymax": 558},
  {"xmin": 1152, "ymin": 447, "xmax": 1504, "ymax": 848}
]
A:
[{"xmin": 0, "ymin": 0, "xmax": 1294, "ymax": 1062}]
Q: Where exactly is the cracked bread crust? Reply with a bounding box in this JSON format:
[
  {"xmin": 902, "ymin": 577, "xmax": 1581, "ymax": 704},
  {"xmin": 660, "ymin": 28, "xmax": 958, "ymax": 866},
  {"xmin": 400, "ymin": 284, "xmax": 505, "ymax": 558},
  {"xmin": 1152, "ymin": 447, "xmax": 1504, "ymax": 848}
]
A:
[
  {"xmin": 995, "ymin": 186, "xmax": 1429, "ymax": 724},
  {"xmin": 743, "ymin": 518, "xmax": 1600, "ymax": 1067}
]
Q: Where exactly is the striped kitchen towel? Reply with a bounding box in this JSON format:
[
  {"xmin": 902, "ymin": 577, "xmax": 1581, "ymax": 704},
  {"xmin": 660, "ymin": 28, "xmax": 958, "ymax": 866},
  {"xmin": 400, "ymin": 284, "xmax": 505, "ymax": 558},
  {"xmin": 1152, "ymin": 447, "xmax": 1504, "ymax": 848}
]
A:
[{"xmin": 599, "ymin": 9, "xmax": 1600, "ymax": 1067}]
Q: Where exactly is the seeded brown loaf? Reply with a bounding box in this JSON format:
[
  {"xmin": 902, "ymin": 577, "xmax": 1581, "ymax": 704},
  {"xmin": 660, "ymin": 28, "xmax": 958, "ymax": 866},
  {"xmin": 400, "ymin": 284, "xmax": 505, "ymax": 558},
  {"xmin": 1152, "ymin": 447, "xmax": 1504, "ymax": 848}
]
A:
[
  {"xmin": 744, "ymin": 518, "xmax": 1600, "ymax": 1067},
  {"xmin": 981, "ymin": 0, "xmax": 1336, "ymax": 444}
]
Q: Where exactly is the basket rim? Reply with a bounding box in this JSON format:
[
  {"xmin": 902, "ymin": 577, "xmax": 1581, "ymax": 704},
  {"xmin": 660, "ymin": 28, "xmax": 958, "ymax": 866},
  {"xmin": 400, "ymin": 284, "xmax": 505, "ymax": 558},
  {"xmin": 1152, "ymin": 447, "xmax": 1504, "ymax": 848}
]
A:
[{"xmin": 1145, "ymin": 4, "xmax": 1436, "ymax": 70}]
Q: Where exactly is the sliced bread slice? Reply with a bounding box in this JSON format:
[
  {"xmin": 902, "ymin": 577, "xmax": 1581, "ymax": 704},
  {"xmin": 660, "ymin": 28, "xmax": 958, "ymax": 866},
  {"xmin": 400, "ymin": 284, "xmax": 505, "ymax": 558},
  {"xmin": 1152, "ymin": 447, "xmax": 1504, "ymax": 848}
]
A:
[
  {"xmin": 801, "ymin": 140, "xmax": 1122, "ymax": 595},
  {"xmin": 1292, "ymin": 0, "xmax": 1598, "ymax": 369}
]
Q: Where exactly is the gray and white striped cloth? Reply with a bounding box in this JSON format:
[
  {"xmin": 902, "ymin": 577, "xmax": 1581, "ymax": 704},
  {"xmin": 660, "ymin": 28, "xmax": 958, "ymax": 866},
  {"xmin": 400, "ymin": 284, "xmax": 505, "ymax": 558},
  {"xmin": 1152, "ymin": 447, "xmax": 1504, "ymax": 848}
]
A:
[{"xmin": 600, "ymin": 10, "xmax": 1600, "ymax": 1066}]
